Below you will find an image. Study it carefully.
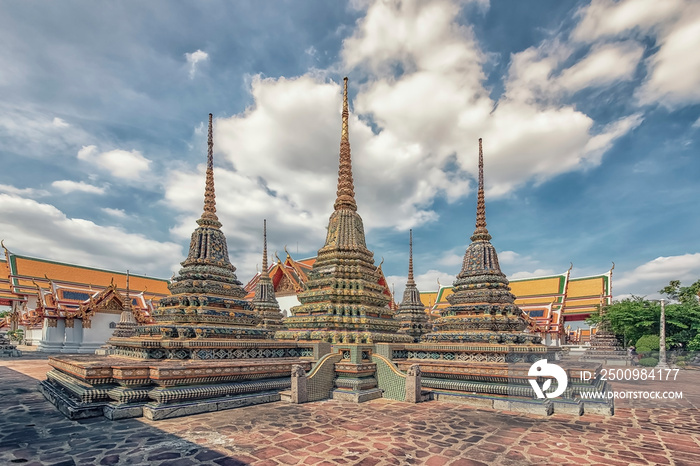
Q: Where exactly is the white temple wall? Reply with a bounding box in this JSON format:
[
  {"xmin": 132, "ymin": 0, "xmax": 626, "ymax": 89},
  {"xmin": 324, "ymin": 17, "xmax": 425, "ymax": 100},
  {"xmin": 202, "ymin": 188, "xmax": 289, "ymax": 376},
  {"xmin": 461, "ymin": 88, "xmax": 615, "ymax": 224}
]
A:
[
  {"xmin": 62, "ymin": 320, "xmax": 83, "ymax": 353},
  {"xmin": 37, "ymin": 318, "xmax": 65, "ymax": 352},
  {"xmin": 23, "ymin": 327, "xmax": 42, "ymax": 345},
  {"xmin": 78, "ymin": 312, "xmax": 117, "ymax": 353},
  {"xmin": 277, "ymin": 295, "xmax": 301, "ymax": 318}
]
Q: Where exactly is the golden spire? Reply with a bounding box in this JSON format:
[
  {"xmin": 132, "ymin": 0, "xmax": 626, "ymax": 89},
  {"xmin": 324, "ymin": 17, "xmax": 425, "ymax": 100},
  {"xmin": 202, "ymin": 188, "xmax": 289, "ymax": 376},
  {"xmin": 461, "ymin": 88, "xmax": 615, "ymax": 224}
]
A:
[
  {"xmin": 407, "ymin": 229, "xmax": 416, "ymax": 286},
  {"xmin": 334, "ymin": 77, "xmax": 357, "ymax": 212},
  {"xmin": 471, "ymin": 138, "xmax": 492, "ymax": 242},
  {"xmin": 262, "ymin": 219, "xmax": 269, "ymax": 276},
  {"xmin": 199, "ymin": 113, "xmax": 220, "ymax": 227}
]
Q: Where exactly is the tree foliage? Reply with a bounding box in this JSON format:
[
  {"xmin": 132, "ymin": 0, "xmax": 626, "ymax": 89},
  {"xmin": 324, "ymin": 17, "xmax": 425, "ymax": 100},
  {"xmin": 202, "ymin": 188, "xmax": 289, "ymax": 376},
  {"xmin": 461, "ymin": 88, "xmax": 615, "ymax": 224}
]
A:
[{"xmin": 587, "ymin": 279, "xmax": 700, "ymax": 349}]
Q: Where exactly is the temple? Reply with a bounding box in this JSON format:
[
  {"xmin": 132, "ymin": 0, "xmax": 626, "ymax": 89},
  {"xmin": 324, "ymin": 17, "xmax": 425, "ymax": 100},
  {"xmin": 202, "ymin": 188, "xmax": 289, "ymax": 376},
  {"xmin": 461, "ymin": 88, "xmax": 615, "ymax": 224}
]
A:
[
  {"xmin": 243, "ymin": 252, "xmax": 395, "ymax": 316},
  {"xmin": 0, "ymin": 246, "xmax": 167, "ymax": 352},
  {"xmin": 420, "ymin": 266, "xmax": 615, "ymax": 345},
  {"xmin": 250, "ymin": 220, "xmax": 284, "ymax": 329},
  {"xmin": 378, "ymin": 138, "xmax": 611, "ymax": 415},
  {"xmin": 422, "ymin": 139, "xmax": 537, "ymax": 345},
  {"xmin": 39, "ymin": 114, "xmax": 323, "ymax": 421},
  {"xmin": 37, "ymin": 81, "xmax": 613, "ymax": 422},
  {"xmin": 275, "ymin": 78, "xmax": 412, "ymax": 345},
  {"xmin": 395, "ymin": 230, "xmax": 430, "ymax": 342}
]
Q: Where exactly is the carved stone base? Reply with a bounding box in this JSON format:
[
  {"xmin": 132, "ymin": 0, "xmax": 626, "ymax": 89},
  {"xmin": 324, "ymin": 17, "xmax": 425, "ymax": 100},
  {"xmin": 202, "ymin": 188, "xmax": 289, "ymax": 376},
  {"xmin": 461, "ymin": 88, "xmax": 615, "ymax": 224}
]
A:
[
  {"xmin": 331, "ymin": 388, "xmax": 383, "ymax": 403},
  {"xmin": 432, "ymin": 390, "xmax": 554, "ymax": 416},
  {"xmin": 142, "ymin": 392, "xmax": 281, "ymax": 421}
]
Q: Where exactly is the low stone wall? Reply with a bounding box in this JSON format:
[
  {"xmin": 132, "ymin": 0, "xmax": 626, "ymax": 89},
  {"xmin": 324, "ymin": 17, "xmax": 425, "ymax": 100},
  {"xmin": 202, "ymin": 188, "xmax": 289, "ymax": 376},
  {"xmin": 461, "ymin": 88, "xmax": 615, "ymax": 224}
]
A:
[
  {"xmin": 306, "ymin": 352, "xmax": 344, "ymax": 402},
  {"xmin": 372, "ymin": 354, "xmax": 406, "ymax": 401}
]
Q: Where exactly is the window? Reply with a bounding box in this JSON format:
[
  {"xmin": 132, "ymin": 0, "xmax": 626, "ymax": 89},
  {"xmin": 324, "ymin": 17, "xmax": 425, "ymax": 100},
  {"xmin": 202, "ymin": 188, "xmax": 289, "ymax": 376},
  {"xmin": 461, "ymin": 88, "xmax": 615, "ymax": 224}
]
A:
[{"xmin": 62, "ymin": 291, "xmax": 91, "ymax": 301}]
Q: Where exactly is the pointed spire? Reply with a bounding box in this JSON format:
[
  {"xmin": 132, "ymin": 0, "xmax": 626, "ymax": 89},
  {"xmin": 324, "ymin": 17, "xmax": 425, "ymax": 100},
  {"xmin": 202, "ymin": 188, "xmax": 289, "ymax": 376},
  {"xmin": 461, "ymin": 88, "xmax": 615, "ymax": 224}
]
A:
[
  {"xmin": 124, "ymin": 270, "xmax": 132, "ymax": 311},
  {"xmin": 334, "ymin": 77, "xmax": 357, "ymax": 212},
  {"xmin": 471, "ymin": 138, "xmax": 491, "ymax": 242},
  {"xmin": 199, "ymin": 113, "xmax": 221, "ymax": 227},
  {"xmin": 262, "ymin": 219, "xmax": 269, "ymax": 275},
  {"xmin": 407, "ymin": 229, "xmax": 415, "ymax": 286}
]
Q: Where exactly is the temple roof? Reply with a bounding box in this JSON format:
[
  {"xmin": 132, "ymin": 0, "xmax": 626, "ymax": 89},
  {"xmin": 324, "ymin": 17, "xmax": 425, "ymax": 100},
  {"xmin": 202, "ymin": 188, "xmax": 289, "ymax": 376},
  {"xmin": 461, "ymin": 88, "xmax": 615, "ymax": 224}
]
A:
[
  {"xmin": 0, "ymin": 247, "xmax": 162, "ymax": 327},
  {"xmin": 1, "ymin": 249, "xmax": 169, "ymax": 298},
  {"xmin": 0, "ymin": 258, "xmax": 13, "ymax": 302},
  {"xmin": 244, "ymin": 252, "xmax": 393, "ymax": 302},
  {"xmin": 422, "ymin": 267, "xmax": 613, "ymax": 321}
]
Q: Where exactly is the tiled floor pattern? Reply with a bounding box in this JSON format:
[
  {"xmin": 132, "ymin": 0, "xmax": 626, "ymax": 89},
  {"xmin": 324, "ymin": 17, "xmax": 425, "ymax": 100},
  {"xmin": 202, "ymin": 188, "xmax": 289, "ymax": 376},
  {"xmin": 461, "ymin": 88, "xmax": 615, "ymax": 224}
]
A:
[{"xmin": 1, "ymin": 356, "xmax": 699, "ymax": 465}]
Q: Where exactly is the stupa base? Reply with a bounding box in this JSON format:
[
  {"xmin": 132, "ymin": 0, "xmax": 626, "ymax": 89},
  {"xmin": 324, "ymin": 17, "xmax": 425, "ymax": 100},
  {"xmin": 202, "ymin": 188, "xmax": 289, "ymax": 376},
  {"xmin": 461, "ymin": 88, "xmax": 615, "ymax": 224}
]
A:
[{"xmin": 40, "ymin": 341, "xmax": 327, "ymax": 420}]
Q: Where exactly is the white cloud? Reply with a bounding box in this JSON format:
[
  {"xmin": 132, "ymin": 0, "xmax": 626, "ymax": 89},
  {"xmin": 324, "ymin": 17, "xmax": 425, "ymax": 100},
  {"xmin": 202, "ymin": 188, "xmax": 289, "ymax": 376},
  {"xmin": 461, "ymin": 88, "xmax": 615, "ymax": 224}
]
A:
[
  {"xmin": 386, "ymin": 268, "xmax": 456, "ymax": 298},
  {"xmin": 77, "ymin": 145, "xmax": 151, "ymax": 179},
  {"xmin": 52, "ymin": 117, "xmax": 70, "ymax": 128},
  {"xmin": 615, "ymin": 253, "xmax": 700, "ymax": 298},
  {"xmin": 158, "ymin": 0, "xmax": 650, "ymax": 284},
  {"xmin": 636, "ymin": 4, "xmax": 700, "ymax": 107},
  {"xmin": 102, "ymin": 207, "xmax": 127, "ymax": 218},
  {"xmin": 52, "ymin": 179, "xmax": 105, "ymax": 194},
  {"xmin": 557, "ymin": 41, "xmax": 644, "ymax": 92},
  {"xmin": 0, "ymin": 184, "xmax": 49, "ymax": 198},
  {"xmin": 0, "ymin": 193, "xmax": 182, "ymax": 277},
  {"xmin": 497, "ymin": 250, "xmax": 556, "ymax": 279},
  {"xmin": 185, "ymin": 49, "xmax": 209, "ymax": 79},
  {"xmin": 0, "ymin": 107, "xmax": 90, "ymax": 159},
  {"xmin": 572, "ymin": 0, "xmax": 685, "ymax": 42},
  {"xmin": 572, "ymin": 0, "xmax": 700, "ymax": 108},
  {"xmin": 510, "ymin": 268, "xmax": 557, "ymax": 280}
]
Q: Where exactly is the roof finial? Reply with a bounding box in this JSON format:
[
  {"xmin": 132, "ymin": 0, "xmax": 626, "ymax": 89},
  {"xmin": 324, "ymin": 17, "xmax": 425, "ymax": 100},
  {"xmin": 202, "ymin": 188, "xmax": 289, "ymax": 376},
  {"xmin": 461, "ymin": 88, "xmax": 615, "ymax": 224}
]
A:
[
  {"xmin": 262, "ymin": 219, "xmax": 269, "ymax": 275},
  {"xmin": 334, "ymin": 77, "xmax": 357, "ymax": 212},
  {"xmin": 471, "ymin": 138, "xmax": 492, "ymax": 242},
  {"xmin": 199, "ymin": 113, "xmax": 221, "ymax": 227},
  {"xmin": 407, "ymin": 229, "xmax": 416, "ymax": 285}
]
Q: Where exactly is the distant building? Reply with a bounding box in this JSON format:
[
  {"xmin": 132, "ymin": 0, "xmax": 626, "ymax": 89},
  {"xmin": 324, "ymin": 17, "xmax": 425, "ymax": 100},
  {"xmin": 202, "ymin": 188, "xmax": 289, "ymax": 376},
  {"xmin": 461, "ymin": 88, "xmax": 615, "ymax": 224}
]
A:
[
  {"xmin": 244, "ymin": 251, "xmax": 397, "ymax": 317},
  {"xmin": 0, "ymin": 245, "xmax": 169, "ymax": 352},
  {"xmin": 420, "ymin": 266, "xmax": 614, "ymax": 345}
]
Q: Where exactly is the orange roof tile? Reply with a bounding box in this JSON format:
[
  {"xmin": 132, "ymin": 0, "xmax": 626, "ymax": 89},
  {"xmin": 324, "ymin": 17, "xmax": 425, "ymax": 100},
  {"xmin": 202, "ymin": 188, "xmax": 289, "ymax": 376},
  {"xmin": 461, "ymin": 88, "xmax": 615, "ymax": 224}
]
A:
[{"xmin": 8, "ymin": 255, "xmax": 170, "ymax": 299}]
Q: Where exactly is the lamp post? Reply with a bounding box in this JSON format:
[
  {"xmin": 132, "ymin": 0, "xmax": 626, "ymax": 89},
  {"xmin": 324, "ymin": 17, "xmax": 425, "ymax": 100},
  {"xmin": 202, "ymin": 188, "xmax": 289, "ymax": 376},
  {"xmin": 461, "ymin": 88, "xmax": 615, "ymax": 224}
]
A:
[{"xmin": 657, "ymin": 299, "xmax": 668, "ymax": 368}]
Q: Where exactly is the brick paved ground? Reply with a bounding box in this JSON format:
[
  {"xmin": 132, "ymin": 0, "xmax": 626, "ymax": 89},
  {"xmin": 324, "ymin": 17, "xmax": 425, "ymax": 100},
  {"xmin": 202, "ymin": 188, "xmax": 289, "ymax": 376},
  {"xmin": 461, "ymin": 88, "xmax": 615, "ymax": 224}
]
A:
[{"xmin": 1, "ymin": 357, "xmax": 699, "ymax": 466}]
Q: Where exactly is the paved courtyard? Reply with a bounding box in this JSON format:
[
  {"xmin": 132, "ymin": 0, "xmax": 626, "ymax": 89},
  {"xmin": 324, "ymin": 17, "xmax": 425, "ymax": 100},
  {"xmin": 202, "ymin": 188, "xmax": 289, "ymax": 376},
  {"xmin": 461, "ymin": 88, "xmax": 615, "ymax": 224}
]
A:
[{"xmin": 1, "ymin": 356, "xmax": 699, "ymax": 466}]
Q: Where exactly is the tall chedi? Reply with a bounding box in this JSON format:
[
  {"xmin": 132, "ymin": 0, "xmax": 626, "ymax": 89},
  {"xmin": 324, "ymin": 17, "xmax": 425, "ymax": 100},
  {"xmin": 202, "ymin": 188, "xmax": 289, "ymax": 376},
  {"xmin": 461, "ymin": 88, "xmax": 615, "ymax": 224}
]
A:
[
  {"xmin": 251, "ymin": 219, "xmax": 284, "ymax": 329},
  {"xmin": 131, "ymin": 113, "xmax": 271, "ymax": 343},
  {"xmin": 424, "ymin": 139, "xmax": 541, "ymax": 345},
  {"xmin": 396, "ymin": 230, "xmax": 429, "ymax": 342},
  {"xmin": 276, "ymin": 78, "xmax": 412, "ymax": 344}
]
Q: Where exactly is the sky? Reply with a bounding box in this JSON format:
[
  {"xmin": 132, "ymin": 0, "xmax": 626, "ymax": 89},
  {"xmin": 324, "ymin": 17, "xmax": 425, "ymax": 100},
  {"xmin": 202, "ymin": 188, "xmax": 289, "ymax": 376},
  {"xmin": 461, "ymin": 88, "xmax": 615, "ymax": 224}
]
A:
[{"xmin": 0, "ymin": 0, "xmax": 699, "ymax": 301}]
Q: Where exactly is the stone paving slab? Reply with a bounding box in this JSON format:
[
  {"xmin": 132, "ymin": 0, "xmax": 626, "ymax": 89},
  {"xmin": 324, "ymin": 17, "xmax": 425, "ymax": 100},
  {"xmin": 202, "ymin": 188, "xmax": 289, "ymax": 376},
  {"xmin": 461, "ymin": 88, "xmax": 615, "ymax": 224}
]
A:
[{"xmin": 1, "ymin": 357, "xmax": 699, "ymax": 465}]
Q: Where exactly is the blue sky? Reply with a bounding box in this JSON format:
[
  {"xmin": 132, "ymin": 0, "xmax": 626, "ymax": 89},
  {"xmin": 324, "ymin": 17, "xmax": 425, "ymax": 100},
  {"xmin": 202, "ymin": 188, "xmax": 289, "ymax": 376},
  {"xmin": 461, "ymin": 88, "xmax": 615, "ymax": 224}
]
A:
[{"xmin": 0, "ymin": 0, "xmax": 698, "ymax": 300}]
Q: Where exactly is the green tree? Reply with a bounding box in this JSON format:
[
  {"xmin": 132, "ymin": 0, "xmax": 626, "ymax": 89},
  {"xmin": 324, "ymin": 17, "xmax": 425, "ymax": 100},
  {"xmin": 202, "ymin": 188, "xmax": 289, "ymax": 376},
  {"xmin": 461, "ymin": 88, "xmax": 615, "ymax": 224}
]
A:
[
  {"xmin": 586, "ymin": 296, "xmax": 658, "ymax": 346},
  {"xmin": 586, "ymin": 279, "xmax": 700, "ymax": 350},
  {"xmin": 660, "ymin": 280, "xmax": 700, "ymax": 349}
]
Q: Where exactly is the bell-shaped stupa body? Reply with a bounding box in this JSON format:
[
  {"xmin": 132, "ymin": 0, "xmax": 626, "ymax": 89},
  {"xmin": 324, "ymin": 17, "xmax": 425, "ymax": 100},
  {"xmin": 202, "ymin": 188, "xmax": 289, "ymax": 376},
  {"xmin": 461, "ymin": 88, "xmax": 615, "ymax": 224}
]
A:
[
  {"xmin": 396, "ymin": 230, "xmax": 429, "ymax": 342},
  {"xmin": 146, "ymin": 114, "xmax": 271, "ymax": 340},
  {"xmin": 423, "ymin": 139, "xmax": 541, "ymax": 345},
  {"xmin": 276, "ymin": 78, "xmax": 412, "ymax": 344}
]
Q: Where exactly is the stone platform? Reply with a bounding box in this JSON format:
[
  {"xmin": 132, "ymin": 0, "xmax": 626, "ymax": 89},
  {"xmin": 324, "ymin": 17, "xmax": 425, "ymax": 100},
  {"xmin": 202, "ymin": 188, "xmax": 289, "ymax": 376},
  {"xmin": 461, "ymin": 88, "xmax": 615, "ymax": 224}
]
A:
[
  {"xmin": 40, "ymin": 351, "xmax": 316, "ymax": 420},
  {"xmin": 2, "ymin": 357, "xmax": 700, "ymax": 465},
  {"xmin": 380, "ymin": 343, "xmax": 614, "ymax": 416}
]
